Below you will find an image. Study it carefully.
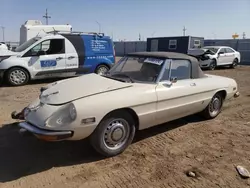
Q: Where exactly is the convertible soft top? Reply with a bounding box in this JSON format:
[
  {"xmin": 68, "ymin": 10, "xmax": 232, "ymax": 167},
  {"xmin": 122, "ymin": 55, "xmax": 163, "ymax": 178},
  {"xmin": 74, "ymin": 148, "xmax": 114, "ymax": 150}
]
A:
[{"xmin": 127, "ymin": 51, "xmax": 206, "ymax": 79}]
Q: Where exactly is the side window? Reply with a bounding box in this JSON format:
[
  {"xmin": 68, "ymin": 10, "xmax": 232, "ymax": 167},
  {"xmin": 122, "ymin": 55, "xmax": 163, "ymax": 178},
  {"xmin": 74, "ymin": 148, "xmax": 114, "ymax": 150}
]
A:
[
  {"xmin": 23, "ymin": 39, "xmax": 65, "ymax": 57},
  {"xmin": 170, "ymin": 60, "xmax": 191, "ymax": 80},
  {"xmin": 225, "ymin": 48, "xmax": 235, "ymax": 53},
  {"xmin": 219, "ymin": 48, "xmax": 226, "ymax": 54},
  {"xmin": 169, "ymin": 40, "xmax": 177, "ymax": 50}
]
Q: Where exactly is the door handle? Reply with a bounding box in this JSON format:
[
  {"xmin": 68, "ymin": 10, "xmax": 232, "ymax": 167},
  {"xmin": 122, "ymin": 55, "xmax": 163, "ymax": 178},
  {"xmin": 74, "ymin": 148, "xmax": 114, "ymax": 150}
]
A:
[
  {"xmin": 56, "ymin": 57, "xmax": 63, "ymax": 60},
  {"xmin": 190, "ymin": 83, "xmax": 196, "ymax": 86},
  {"xmin": 68, "ymin": 56, "xmax": 76, "ymax": 59}
]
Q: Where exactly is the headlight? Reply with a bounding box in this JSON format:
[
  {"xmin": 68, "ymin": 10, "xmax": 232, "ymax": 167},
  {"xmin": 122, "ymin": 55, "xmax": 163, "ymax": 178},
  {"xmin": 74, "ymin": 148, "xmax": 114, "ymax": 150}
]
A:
[
  {"xmin": 0, "ymin": 56, "xmax": 10, "ymax": 62},
  {"xmin": 46, "ymin": 103, "xmax": 77, "ymax": 128},
  {"xmin": 69, "ymin": 103, "xmax": 77, "ymax": 120}
]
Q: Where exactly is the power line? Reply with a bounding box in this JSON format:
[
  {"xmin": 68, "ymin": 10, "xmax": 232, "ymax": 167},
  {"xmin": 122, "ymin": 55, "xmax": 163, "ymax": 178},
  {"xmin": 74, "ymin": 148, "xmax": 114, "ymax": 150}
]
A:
[{"xmin": 43, "ymin": 8, "xmax": 51, "ymax": 25}]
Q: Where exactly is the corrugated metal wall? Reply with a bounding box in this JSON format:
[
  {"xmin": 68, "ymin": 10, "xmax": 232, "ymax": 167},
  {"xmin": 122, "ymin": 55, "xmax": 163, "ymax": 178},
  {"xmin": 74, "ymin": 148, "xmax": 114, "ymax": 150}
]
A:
[{"xmin": 114, "ymin": 39, "xmax": 250, "ymax": 64}]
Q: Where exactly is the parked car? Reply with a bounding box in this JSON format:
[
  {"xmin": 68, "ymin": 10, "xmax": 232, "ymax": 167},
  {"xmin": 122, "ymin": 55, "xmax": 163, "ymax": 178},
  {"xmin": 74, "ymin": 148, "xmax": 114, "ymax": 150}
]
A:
[
  {"xmin": 189, "ymin": 46, "xmax": 241, "ymax": 70},
  {"xmin": 0, "ymin": 31, "xmax": 115, "ymax": 86},
  {"xmin": 15, "ymin": 51, "xmax": 240, "ymax": 157}
]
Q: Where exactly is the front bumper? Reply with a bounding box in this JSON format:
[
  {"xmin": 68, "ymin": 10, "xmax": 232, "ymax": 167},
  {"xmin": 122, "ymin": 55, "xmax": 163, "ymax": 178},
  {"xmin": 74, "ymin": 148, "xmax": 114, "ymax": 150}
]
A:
[
  {"xmin": 0, "ymin": 69, "xmax": 5, "ymax": 81},
  {"xmin": 234, "ymin": 91, "xmax": 240, "ymax": 98},
  {"xmin": 18, "ymin": 122, "xmax": 73, "ymax": 141},
  {"xmin": 199, "ymin": 59, "xmax": 213, "ymax": 68}
]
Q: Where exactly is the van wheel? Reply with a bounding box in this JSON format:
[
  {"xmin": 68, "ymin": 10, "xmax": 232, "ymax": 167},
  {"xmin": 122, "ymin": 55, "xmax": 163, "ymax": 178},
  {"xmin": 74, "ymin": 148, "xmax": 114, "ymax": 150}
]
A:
[
  {"xmin": 95, "ymin": 64, "xmax": 109, "ymax": 75},
  {"xmin": 6, "ymin": 67, "xmax": 29, "ymax": 86},
  {"xmin": 90, "ymin": 111, "xmax": 136, "ymax": 157}
]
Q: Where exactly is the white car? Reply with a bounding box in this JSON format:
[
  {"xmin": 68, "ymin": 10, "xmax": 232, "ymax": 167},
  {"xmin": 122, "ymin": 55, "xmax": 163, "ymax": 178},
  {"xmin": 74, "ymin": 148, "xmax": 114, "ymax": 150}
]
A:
[
  {"xmin": 198, "ymin": 46, "xmax": 241, "ymax": 70},
  {"xmin": 16, "ymin": 52, "xmax": 240, "ymax": 157}
]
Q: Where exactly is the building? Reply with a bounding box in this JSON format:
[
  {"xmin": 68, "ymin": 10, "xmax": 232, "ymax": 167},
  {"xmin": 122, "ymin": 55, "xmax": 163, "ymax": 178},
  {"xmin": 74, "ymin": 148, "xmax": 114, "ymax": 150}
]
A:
[{"xmin": 147, "ymin": 36, "xmax": 204, "ymax": 54}]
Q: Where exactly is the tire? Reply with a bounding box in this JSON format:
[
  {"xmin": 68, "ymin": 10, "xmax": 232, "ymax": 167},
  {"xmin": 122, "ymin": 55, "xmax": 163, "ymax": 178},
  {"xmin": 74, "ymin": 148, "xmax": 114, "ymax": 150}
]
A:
[
  {"xmin": 6, "ymin": 67, "xmax": 29, "ymax": 86},
  {"xmin": 230, "ymin": 58, "xmax": 238, "ymax": 69},
  {"xmin": 95, "ymin": 64, "xmax": 109, "ymax": 75},
  {"xmin": 90, "ymin": 111, "xmax": 136, "ymax": 157},
  {"xmin": 200, "ymin": 93, "xmax": 224, "ymax": 119},
  {"xmin": 209, "ymin": 59, "xmax": 216, "ymax": 70}
]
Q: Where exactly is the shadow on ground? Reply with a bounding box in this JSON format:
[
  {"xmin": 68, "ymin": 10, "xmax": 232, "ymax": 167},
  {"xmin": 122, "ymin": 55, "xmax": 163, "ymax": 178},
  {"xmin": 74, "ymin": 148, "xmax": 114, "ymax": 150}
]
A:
[{"xmin": 0, "ymin": 115, "xmax": 205, "ymax": 183}]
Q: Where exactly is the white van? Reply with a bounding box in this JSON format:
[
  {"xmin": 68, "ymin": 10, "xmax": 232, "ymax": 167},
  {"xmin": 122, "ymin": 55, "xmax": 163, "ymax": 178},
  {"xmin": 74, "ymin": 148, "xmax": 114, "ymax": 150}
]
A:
[{"xmin": 0, "ymin": 32, "xmax": 115, "ymax": 86}]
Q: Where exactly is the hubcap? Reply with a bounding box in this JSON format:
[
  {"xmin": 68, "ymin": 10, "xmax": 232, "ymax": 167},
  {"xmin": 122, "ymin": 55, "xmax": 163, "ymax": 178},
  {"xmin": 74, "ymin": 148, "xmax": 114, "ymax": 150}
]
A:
[
  {"xmin": 103, "ymin": 119, "xmax": 130, "ymax": 150},
  {"xmin": 97, "ymin": 66, "xmax": 108, "ymax": 75},
  {"xmin": 209, "ymin": 96, "xmax": 221, "ymax": 116},
  {"xmin": 10, "ymin": 70, "xmax": 26, "ymax": 85},
  {"xmin": 210, "ymin": 62, "xmax": 216, "ymax": 70}
]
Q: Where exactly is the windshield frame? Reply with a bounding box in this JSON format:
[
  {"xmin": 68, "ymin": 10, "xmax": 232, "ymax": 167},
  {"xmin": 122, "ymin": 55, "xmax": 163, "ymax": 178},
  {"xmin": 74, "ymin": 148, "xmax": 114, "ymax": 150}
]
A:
[
  {"xmin": 15, "ymin": 37, "xmax": 41, "ymax": 52},
  {"xmin": 202, "ymin": 47, "xmax": 220, "ymax": 53},
  {"xmin": 106, "ymin": 55, "xmax": 167, "ymax": 84}
]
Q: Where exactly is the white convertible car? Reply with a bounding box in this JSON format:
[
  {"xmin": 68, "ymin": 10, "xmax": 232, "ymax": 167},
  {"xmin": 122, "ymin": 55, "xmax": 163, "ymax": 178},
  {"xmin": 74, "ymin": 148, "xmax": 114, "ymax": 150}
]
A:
[{"xmin": 16, "ymin": 52, "xmax": 240, "ymax": 157}]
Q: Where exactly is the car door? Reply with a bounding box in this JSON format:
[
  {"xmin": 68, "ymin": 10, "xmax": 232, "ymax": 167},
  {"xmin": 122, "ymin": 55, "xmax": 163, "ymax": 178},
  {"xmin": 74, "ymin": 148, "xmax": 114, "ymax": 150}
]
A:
[
  {"xmin": 155, "ymin": 59, "xmax": 207, "ymax": 125},
  {"xmin": 225, "ymin": 47, "xmax": 236, "ymax": 64},
  {"xmin": 217, "ymin": 48, "xmax": 227, "ymax": 65},
  {"xmin": 22, "ymin": 38, "xmax": 66, "ymax": 78}
]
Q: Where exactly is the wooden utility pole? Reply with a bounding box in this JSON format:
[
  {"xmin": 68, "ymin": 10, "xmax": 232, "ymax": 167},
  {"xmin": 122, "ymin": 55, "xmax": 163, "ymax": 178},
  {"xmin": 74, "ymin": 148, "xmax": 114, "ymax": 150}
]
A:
[{"xmin": 43, "ymin": 8, "xmax": 51, "ymax": 25}]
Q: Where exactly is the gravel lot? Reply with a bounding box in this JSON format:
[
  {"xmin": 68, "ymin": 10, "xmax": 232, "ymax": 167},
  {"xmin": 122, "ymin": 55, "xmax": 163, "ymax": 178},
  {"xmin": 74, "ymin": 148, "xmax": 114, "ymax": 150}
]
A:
[{"xmin": 0, "ymin": 65, "xmax": 250, "ymax": 188}]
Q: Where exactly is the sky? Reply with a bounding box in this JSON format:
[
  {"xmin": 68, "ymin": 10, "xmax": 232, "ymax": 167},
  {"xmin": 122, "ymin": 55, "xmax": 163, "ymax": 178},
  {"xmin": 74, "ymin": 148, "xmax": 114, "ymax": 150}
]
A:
[{"xmin": 1, "ymin": 0, "xmax": 250, "ymax": 42}]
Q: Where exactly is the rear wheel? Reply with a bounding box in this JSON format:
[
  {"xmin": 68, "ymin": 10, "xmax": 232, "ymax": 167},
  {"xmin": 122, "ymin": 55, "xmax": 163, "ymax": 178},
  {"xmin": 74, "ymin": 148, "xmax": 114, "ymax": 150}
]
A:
[
  {"xmin": 6, "ymin": 67, "xmax": 29, "ymax": 86},
  {"xmin": 90, "ymin": 111, "xmax": 136, "ymax": 157},
  {"xmin": 95, "ymin": 64, "xmax": 109, "ymax": 75},
  {"xmin": 230, "ymin": 58, "xmax": 238, "ymax": 69},
  {"xmin": 200, "ymin": 92, "xmax": 224, "ymax": 119}
]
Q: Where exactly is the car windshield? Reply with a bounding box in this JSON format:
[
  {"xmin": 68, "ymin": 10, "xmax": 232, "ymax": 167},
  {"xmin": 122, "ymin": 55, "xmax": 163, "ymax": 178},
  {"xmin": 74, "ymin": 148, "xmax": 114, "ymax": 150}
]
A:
[
  {"xmin": 15, "ymin": 37, "xmax": 41, "ymax": 52},
  {"xmin": 202, "ymin": 47, "xmax": 219, "ymax": 53},
  {"xmin": 105, "ymin": 56, "xmax": 164, "ymax": 83}
]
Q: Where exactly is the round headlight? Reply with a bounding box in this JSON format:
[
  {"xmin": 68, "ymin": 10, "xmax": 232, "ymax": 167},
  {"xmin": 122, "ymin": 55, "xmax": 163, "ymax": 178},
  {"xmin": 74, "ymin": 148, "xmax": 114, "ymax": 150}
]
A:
[{"xmin": 69, "ymin": 103, "xmax": 77, "ymax": 120}]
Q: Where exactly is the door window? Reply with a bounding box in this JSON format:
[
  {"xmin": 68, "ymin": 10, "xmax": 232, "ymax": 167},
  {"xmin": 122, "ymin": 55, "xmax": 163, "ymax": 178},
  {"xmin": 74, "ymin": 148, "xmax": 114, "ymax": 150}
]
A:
[
  {"xmin": 225, "ymin": 48, "xmax": 235, "ymax": 53},
  {"xmin": 161, "ymin": 59, "xmax": 191, "ymax": 81},
  {"xmin": 23, "ymin": 39, "xmax": 65, "ymax": 57},
  {"xmin": 218, "ymin": 48, "xmax": 226, "ymax": 54}
]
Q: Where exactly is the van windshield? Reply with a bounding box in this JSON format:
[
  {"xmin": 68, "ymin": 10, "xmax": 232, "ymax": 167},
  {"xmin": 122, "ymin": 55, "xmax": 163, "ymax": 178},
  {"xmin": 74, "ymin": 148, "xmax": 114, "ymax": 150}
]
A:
[{"xmin": 15, "ymin": 37, "xmax": 41, "ymax": 52}]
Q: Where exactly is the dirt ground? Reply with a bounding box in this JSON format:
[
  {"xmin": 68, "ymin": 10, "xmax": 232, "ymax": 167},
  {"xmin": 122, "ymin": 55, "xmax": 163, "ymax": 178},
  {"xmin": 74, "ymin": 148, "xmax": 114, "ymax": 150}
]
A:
[{"xmin": 0, "ymin": 65, "xmax": 250, "ymax": 188}]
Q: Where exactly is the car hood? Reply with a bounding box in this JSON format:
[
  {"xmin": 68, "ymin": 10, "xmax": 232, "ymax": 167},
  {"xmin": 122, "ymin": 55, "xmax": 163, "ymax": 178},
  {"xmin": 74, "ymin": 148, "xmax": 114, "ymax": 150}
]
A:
[
  {"xmin": 39, "ymin": 73, "xmax": 133, "ymax": 105},
  {"xmin": 0, "ymin": 49, "xmax": 19, "ymax": 56}
]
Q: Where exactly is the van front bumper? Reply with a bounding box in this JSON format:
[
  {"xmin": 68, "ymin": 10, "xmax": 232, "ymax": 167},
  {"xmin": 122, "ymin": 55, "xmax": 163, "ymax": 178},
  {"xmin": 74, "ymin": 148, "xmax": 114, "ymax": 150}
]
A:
[{"xmin": 18, "ymin": 122, "xmax": 73, "ymax": 141}]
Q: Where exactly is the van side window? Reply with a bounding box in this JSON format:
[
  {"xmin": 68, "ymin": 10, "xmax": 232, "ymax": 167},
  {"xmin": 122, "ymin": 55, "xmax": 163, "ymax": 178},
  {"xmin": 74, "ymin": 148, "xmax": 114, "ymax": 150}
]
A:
[{"xmin": 23, "ymin": 39, "xmax": 65, "ymax": 57}]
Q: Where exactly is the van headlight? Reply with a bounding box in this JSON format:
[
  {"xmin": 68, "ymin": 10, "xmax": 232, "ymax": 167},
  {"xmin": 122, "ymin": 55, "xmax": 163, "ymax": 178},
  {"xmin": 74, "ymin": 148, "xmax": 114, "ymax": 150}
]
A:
[{"xmin": 46, "ymin": 103, "xmax": 77, "ymax": 128}]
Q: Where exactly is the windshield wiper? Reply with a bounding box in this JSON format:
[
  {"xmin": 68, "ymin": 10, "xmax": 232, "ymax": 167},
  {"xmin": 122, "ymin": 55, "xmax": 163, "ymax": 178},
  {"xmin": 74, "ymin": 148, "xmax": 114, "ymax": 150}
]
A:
[
  {"xmin": 111, "ymin": 73, "xmax": 134, "ymax": 83},
  {"xmin": 102, "ymin": 75, "xmax": 127, "ymax": 82}
]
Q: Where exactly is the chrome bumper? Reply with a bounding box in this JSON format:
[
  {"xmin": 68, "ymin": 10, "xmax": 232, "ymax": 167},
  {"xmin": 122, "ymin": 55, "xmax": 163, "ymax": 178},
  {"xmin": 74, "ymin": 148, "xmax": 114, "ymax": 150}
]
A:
[
  {"xmin": 18, "ymin": 122, "xmax": 73, "ymax": 141},
  {"xmin": 234, "ymin": 91, "xmax": 240, "ymax": 98}
]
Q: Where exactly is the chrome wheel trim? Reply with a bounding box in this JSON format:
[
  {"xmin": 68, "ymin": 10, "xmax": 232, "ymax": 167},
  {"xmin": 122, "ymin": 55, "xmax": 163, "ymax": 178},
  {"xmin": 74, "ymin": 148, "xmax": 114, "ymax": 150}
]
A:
[
  {"xmin": 209, "ymin": 96, "xmax": 221, "ymax": 116},
  {"xmin": 103, "ymin": 118, "xmax": 130, "ymax": 151},
  {"xmin": 97, "ymin": 66, "xmax": 108, "ymax": 75},
  {"xmin": 10, "ymin": 70, "xmax": 27, "ymax": 85}
]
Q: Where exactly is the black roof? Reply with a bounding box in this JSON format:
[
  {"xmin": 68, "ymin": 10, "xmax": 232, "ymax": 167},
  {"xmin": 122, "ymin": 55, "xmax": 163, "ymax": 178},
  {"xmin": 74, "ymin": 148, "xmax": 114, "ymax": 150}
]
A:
[
  {"xmin": 127, "ymin": 51, "xmax": 205, "ymax": 79},
  {"xmin": 127, "ymin": 51, "xmax": 197, "ymax": 61}
]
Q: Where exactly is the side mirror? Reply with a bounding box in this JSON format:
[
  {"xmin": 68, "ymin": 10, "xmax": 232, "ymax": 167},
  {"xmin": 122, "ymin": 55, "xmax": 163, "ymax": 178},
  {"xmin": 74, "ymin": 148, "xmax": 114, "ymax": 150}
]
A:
[
  {"xmin": 162, "ymin": 80, "xmax": 173, "ymax": 87},
  {"xmin": 170, "ymin": 77, "xmax": 178, "ymax": 83},
  {"xmin": 218, "ymin": 51, "xmax": 224, "ymax": 55},
  {"xmin": 37, "ymin": 50, "xmax": 46, "ymax": 56}
]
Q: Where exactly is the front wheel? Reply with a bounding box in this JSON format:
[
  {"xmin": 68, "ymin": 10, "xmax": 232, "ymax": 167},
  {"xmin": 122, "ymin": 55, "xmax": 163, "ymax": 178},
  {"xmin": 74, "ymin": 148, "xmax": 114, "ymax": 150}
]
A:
[
  {"xmin": 230, "ymin": 58, "xmax": 238, "ymax": 69},
  {"xmin": 90, "ymin": 111, "xmax": 136, "ymax": 157},
  {"xmin": 200, "ymin": 93, "xmax": 224, "ymax": 119},
  {"xmin": 6, "ymin": 67, "xmax": 29, "ymax": 86},
  {"xmin": 209, "ymin": 60, "xmax": 216, "ymax": 70}
]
